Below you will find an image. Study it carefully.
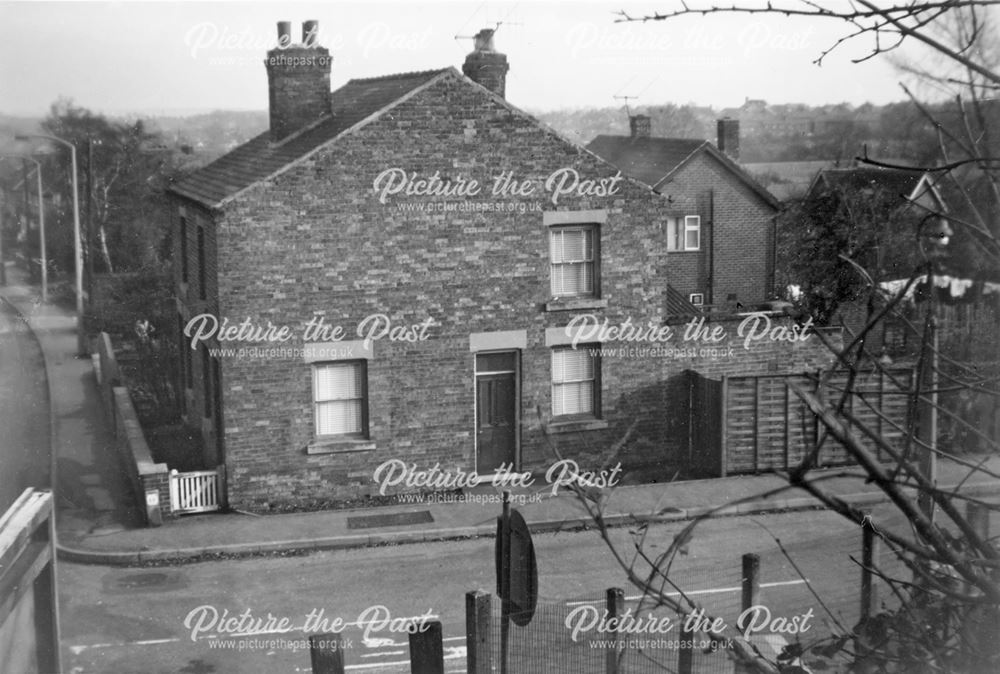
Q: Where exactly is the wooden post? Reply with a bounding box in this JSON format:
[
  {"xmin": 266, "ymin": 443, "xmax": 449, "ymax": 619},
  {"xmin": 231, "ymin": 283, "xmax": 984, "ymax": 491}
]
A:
[
  {"xmin": 719, "ymin": 375, "xmax": 729, "ymax": 477},
  {"xmin": 309, "ymin": 633, "xmax": 345, "ymax": 674},
  {"xmin": 860, "ymin": 515, "xmax": 881, "ymax": 622},
  {"xmin": 605, "ymin": 587, "xmax": 624, "ymax": 674},
  {"xmin": 966, "ymin": 501, "xmax": 989, "ymax": 542},
  {"xmin": 966, "ymin": 502, "xmax": 992, "ymax": 584},
  {"xmin": 466, "ymin": 590, "xmax": 493, "ymax": 674},
  {"xmin": 741, "ymin": 553, "xmax": 760, "ymax": 612},
  {"xmin": 736, "ymin": 553, "xmax": 761, "ymax": 674},
  {"xmin": 409, "ymin": 620, "xmax": 445, "ymax": 674},
  {"xmin": 677, "ymin": 622, "xmax": 694, "ymax": 674},
  {"xmin": 34, "ymin": 496, "xmax": 60, "ymax": 674}
]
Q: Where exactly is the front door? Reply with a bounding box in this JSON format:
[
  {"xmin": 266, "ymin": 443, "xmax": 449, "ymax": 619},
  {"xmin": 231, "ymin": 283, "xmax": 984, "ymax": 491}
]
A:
[{"xmin": 475, "ymin": 351, "xmax": 518, "ymax": 475}]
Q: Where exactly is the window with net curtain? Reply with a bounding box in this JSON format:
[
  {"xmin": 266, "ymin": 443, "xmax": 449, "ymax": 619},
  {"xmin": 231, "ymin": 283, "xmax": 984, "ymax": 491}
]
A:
[
  {"xmin": 550, "ymin": 226, "xmax": 597, "ymax": 297},
  {"xmin": 313, "ymin": 361, "xmax": 368, "ymax": 437},
  {"xmin": 551, "ymin": 347, "xmax": 599, "ymax": 417}
]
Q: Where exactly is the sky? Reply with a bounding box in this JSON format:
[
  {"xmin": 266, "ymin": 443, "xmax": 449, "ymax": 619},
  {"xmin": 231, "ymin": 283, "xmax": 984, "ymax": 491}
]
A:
[{"xmin": 0, "ymin": 0, "xmax": 939, "ymax": 117}]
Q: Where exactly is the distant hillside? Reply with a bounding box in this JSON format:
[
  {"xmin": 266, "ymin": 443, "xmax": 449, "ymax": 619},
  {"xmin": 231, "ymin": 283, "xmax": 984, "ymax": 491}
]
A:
[
  {"xmin": 0, "ymin": 114, "xmax": 43, "ymax": 137},
  {"xmin": 148, "ymin": 110, "xmax": 268, "ymax": 163},
  {"xmin": 4, "ymin": 98, "xmax": 963, "ymax": 168},
  {"xmin": 534, "ymin": 100, "xmax": 942, "ymax": 165}
]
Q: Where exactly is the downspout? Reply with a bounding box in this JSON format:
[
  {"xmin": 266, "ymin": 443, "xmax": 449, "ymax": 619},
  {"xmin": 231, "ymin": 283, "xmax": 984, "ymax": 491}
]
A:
[
  {"xmin": 771, "ymin": 214, "xmax": 778, "ymax": 298},
  {"xmin": 707, "ymin": 189, "xmax": 715, "ymax": 306}
]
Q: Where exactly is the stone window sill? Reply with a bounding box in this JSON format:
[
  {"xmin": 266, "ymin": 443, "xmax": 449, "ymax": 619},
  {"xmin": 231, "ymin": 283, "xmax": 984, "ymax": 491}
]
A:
[
  {"xmin": 545, "ymin": 298, "xmax": 608, "ymax": 312},
  {"xmin": 306, "ymin": 438, "xmax": 377, "ymax": 455},
  {"xmin": 547, "ymin": 418, "xmax": 609, "ymax": 434}
]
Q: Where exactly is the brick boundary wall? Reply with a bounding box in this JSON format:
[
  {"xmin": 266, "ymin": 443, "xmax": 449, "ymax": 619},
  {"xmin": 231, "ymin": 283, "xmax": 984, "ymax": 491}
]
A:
[
  {"xmin": 110, "ymin": 387, "xmax": 173, "ymax": 521},
  {"xmin": 94, "ymin": 331, "xmax": 173, "ymax": 521}
]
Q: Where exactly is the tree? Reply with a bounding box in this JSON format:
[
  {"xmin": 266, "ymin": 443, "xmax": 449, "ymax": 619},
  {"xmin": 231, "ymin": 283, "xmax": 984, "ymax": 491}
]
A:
[
  {"xmin": 555, "ymin": 3, "xmax": 1000, "ymax": 672},
  {"xmin": 38, "ymin": 98, "xmax": 178, "ymax": 275},
  {"xmin": 778, "ymin": 183, "xmax": 924, "ymax": 325}
]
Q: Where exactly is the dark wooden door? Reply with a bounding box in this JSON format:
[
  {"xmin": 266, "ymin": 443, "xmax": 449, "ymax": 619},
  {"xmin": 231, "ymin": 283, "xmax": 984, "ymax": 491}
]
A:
[{"xmin": 476, "ymin": 373, "xmax": 516, "ymax": 474}]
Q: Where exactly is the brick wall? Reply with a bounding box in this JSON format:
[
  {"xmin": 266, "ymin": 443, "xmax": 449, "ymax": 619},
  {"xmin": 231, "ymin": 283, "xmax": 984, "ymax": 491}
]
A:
[
  {"xmin": 110, "ymin": 387, "xmax": 173, "ymax": 521},
  {"xmin": 656, "ymin": 152, "xmax": 776, "ymax": 310},
  {"xmin": 176, "ymin": 72, "xmax": 822, "ymax": 510}
]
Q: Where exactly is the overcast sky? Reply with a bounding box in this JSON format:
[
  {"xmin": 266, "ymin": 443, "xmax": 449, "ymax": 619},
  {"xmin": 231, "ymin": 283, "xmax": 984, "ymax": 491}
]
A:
[{"xmin": 0, "ymin": 1, "xmax": 938, "ymax": 117}]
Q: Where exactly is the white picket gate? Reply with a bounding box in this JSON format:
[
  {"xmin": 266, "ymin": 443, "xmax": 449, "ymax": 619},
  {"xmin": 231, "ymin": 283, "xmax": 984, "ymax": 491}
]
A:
[{"xmin": 169, "ymin": 469, "xmax": 221, "ymax": 514}]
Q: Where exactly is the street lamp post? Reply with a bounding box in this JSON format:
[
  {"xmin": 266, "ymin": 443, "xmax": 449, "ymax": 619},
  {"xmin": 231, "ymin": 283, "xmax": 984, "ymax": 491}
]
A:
[
  {"xmin": 0, "ymin": 156, "xmax": 48, "ymax": 300},
  {"xmin": 0, "ymin": 187, "xmax": 5, "ymax": 286},
  {"xmin": 17, "ymin": 134, "xmax": 85, "ymax": 355},
  {"xmin": 917, "ymin": 217, "xmax": 952, "ymax": 525}
]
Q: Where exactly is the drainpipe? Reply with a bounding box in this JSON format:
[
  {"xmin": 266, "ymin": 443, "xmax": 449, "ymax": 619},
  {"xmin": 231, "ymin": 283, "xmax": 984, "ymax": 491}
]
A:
[
  {"xmin": 771, "ymin": 215, "xmax": 778, "ymax": 298},
  {"xmin": 707, "ymin": 189, "xmax": 715, "ymax": 306}
]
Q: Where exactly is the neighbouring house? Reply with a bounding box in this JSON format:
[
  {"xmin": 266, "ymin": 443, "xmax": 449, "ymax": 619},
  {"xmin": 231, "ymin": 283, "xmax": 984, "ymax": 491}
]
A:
[
  {"xmin": 800, "ymin": 165, "xmax": 953, "ymax": 330},
  {"xmin": 805, "ymin": 165, "xmax": 948, "ymax": 213},
  {"xmin": 585, "ymin": 115, "xmax": 781, "ymax": 315},
  {"xmin": 166, "ymin": 21, "xmax": 835, "ymax": 511}
]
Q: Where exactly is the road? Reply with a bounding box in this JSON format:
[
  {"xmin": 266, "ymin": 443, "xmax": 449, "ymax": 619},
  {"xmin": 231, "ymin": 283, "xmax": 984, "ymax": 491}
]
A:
[
  {"xmin": 59, "ymin": 504, "xmax": 918, "ymax": 674},
  {"xmin": 0, "ymin": 295, "xmax": 51, "ymax": 512}
]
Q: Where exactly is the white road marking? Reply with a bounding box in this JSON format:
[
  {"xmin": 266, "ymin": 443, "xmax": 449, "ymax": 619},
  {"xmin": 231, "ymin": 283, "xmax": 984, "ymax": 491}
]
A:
[
  {"xmin": 343, "ymin": 646, "xmax": 465, "ymax": 671},
  {"xmin": 360, "ymin": 650, "xmax": 405, "ymax": 658},
  {"xmin": 565, "ymin": 578, "xmax": 809, "ymax": 606}
]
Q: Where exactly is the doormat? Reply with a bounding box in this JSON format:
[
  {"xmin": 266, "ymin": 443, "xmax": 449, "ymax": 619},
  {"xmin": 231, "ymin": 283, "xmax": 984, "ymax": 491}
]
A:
[{"xmin": 347, "ymin": 510, "xmax": 434, "ymax": 530}]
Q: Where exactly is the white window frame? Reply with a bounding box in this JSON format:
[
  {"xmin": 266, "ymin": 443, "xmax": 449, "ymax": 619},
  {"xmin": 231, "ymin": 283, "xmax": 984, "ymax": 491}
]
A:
[
  {"xmin": 313, "ymin": 361, "xmax": 369, "ymax": 438},
  {"xmin": 549, "ymin": 225, "xmax": 598, "ymax": 298},
  {"xmin": 551, "ymin": 346, "xmax": 600, "ymax": 418},
  {"xmin": 684, "ymin": 215, "xmax": 701, "ymax": 250},
  {"xmin": 667, "ymin": 215, "xmax": 701, "ymax": 251},
  {"xmin": 689, "ymin": 293, "xmax": 705, "ymax": 306}
]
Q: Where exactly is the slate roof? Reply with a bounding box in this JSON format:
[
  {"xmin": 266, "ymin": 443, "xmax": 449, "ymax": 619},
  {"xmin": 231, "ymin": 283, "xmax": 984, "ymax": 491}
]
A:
[
  {"xmin": 585, "ymin": 135, "xmax": 779, "ymax": 209},
  {"xmin": 585, "ymin": 136, "xmax": 705, "ymax": 187},
  {"xmin": 809, "ymin": 167, "xmax": 926, "ymax": 200},
  {"xmin": 168, "ymin": 68, "xmax": 451, "ymax": 209}
]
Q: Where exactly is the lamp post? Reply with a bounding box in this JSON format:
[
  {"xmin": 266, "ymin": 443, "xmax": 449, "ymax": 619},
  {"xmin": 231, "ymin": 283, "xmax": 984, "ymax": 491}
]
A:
[
  {"xmin": 1, "ymin": 156, "xmax": 48, "ymax": 301},
  {"xmin": 16, "ymin": 134, "xmax": 85, "ymax": 355},
  {"xmin": 0, "ymin": 186, "xmax": 5, "ymax": 286},
  {"xmin": 917, "ymin": 216, "xmax": 952, "ymax": 525}
]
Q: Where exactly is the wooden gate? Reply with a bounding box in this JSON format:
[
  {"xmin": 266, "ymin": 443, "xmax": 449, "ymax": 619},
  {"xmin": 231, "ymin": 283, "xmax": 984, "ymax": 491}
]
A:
[{"xmin": 169, "ymin": 469, "xmax": 221, "ymax": 514}]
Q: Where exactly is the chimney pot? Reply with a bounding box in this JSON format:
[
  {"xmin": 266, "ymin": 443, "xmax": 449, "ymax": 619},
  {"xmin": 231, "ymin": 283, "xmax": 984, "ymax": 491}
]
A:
[
  {"xmin": 473, "ymin": 28, "xmax": 495, "ymax": 52},
  {"xmin": 303, "ymin": 20, "xmax": 319, "ymax": 47},
  {"xmin": 276, "ymin": 21, "xmax": 292, "ymax": 47},
  {"xmin": 462, "ymin": 28, "xmax": 509, "ymax": 99},
  {"xmin": 629, "ymin": 114, "xmax": 651, "ymax": 139}
]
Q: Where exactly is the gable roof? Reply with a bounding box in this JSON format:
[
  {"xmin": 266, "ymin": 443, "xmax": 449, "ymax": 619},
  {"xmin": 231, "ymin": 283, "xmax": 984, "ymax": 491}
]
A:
[
  {"xmin": 585, "ymin": 136, "xmax": 704, "ymax": 186},
  {"xmin": 585, "ymin": 135, "xmax": 779, "ymax": 209},
  {"xmin": 168, "ymin": 68, "xmax": 451, "ymax": 209},
  {"xmin": 807, "ymin": 167, "xmax": 947, "ymax": 211}
]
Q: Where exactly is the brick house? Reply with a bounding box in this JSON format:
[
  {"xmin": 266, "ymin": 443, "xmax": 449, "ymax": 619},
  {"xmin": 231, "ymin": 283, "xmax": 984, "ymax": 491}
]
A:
[
  {"xmin": 586, "ymin": 117, "xmax": 781, "ymax": 314},
  {"xmin": 167, "ymin": 22, "xmax": 831, "ymax": 510}
]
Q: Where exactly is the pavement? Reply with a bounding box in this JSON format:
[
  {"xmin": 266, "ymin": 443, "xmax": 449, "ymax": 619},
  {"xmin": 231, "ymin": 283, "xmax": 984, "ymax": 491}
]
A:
[{"xmin": 3, "ymin": 259, "xmax": 999, "ymax": 567}]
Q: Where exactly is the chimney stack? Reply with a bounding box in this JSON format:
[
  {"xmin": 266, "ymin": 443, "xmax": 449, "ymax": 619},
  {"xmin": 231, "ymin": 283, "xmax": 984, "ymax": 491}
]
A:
[
  {"xmin": 265, "ymin": 20, "xmax": 332, "ymax": 141},
  {"xmin": 462, "ymin": 28, "xmax": 509, "ymax": 98},
  {"xmin": 629, "ymin": 114, "xmax": 651, "ymax": 139},
  {"xmin": 717, "ymin": 118, "xmax": 740, "ymax": 161}
]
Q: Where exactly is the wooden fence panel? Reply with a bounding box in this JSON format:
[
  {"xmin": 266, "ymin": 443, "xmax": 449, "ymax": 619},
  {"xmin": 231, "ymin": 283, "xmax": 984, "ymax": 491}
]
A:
[
  {"xmin": 756, "ymin": 377, "xmax": 789, "ymax": 470},
  {"xmin": 713, "ymin": 369, "xmax": 913, "ymax": 475},
  {"xmin": 726, "ymin": 378, "xmax": 758, "ymax": 473}
]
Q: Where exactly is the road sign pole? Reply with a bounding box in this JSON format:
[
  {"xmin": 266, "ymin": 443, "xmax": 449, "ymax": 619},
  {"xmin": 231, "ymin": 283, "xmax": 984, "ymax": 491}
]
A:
[{"xmin": 500, "ymin": 490, "xmax": 511, "ymax": 674}]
